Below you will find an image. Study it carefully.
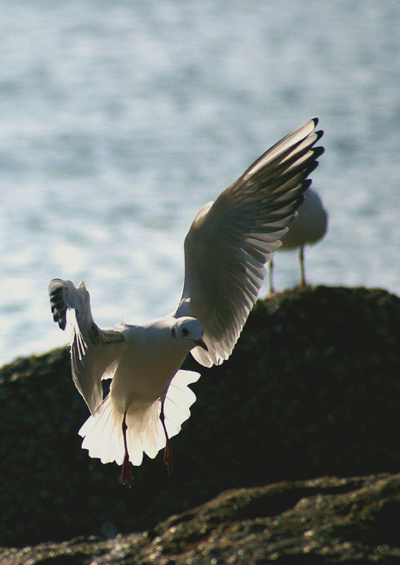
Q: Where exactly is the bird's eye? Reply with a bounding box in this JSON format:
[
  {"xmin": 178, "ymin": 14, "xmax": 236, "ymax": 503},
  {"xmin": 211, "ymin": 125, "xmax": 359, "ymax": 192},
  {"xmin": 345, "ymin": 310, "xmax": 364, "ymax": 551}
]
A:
[{"xmin": 181, "ymin": 327, "xmax": 189, "ymax": 337}]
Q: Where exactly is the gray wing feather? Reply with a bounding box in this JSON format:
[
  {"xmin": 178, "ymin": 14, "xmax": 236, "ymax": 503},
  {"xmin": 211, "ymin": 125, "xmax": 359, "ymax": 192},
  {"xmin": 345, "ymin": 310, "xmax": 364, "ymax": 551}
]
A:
[{"xmin": 175, "ymin": 118, "xmax": 324, "ymax": 367}]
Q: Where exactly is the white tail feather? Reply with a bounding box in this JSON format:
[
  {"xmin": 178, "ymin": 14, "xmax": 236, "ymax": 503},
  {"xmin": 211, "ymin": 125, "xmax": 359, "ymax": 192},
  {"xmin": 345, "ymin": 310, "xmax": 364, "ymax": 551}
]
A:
[{"xmin": 78, "ymin": 369, "xmax": 200, "ymax": 467}]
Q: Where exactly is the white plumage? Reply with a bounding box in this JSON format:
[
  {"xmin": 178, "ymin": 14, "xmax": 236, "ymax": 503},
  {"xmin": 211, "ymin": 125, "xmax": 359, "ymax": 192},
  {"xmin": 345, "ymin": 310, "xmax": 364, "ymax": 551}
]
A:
[
  {"xmin": 269, "ymin": 188, "xmax": 328, "ymax": 291},
  {"xmin": 49, "ymin": 118, "xmax": 324, "ymax": 484},
  {"xmin": 78, "ymin": 369, "xmax": 200, "ymax": 466}
]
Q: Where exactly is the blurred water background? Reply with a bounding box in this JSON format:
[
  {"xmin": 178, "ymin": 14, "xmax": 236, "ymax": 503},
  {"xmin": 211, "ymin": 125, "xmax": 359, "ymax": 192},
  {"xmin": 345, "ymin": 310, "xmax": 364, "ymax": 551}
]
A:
[{"xmin": 0, "ymin": 0, "xmax": 399, "ymax": 366}]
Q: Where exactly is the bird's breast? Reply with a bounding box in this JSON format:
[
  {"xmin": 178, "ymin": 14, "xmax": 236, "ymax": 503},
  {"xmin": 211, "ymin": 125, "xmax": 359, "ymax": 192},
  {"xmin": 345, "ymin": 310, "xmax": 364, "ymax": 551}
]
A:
[{"xmin": 109, "ymin": 327, "xmax": 188, "ymax": 414}]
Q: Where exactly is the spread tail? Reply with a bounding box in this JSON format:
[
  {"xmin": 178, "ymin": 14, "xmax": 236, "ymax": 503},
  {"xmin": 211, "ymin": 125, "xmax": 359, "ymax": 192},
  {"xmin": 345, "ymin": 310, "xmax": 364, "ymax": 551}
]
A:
[{"xmin": 78, "ymin": 369, "xmax": 200, "ymax": 467}]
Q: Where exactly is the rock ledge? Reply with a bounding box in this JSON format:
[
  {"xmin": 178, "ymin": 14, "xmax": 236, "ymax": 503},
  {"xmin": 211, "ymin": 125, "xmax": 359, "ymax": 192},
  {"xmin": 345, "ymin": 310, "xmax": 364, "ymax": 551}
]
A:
[{"xmin": 2, "ymin": 473, "xmax": 400, "ymax": 563}]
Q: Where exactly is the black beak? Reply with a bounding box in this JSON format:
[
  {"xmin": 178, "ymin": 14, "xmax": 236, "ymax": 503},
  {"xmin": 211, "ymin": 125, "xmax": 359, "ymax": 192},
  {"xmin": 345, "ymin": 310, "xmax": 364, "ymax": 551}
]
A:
[{"xmin": 194, "ymin": 337, "xmax": 208, "ymax": 351}]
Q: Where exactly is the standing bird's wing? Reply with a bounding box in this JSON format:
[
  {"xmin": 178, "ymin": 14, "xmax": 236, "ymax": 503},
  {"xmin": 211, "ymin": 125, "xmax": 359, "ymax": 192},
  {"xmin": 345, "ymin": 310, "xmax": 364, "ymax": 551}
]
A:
[
  {"xmin": 49, "ymin": 279, "xmax": 125, "ymax": 413},
  {"xmin": 175, "ymin": 118, "xmax": 324, "ymax": 367}
]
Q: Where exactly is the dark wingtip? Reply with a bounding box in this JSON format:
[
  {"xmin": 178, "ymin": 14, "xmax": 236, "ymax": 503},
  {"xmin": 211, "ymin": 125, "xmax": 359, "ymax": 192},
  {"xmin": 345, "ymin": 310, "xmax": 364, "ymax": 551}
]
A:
[
  {"xmin": 313, "ymin": 146, "xmax": 325, "ymax": 158},
  {"xmin": 49, "ymin": 284, "xmax": 67, "ymax": 331},
  {"xmin": 57, "ymin": 315, "xmax": 67, "ymax": 331},
  {"xmin": 50, "ymin": 304, "xmax": 67, "ymax": 330}
]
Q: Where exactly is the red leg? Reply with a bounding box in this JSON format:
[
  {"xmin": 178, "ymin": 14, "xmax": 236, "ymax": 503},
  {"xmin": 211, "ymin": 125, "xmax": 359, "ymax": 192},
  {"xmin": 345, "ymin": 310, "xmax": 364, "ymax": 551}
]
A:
[
  {"xmin": 160, "ymin": 398, "xmax": 173, "ymax": 473},
  {"xmin": 121, "ymin": 412, "xmax": 133, "ymax": 486}
]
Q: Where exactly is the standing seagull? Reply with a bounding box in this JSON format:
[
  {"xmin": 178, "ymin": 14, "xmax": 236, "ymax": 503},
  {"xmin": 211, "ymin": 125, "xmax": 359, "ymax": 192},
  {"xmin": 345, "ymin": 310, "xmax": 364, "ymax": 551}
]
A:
[
  {"xmin": 269, "ymin": 188, "xmax": 328, "ymax": 292},
  {"xmin": 49, "ymin": 118, "xmax": 324, "ymax": 485}
]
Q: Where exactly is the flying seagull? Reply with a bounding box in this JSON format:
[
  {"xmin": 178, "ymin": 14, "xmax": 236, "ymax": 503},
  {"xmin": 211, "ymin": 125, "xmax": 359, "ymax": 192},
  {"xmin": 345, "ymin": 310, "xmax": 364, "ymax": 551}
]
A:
[
  {"xmin": 49, "ymin": 118, "xmax": 324, "ymax": 485},
  {"xmin": 268, "ymin": 187, "xmax": 328, "ymax": 292}
]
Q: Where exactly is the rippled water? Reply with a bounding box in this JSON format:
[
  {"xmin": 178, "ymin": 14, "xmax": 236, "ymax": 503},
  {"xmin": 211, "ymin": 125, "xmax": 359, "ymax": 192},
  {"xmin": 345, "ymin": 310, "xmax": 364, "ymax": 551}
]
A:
[{"xmin": 0, "ymin": 0, "xmax": 399, "ymax": 365}]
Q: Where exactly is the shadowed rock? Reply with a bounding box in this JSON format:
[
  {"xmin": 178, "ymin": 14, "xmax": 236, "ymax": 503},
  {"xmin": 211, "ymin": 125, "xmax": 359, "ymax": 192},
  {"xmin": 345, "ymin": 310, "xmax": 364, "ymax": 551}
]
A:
[
  {"xmin": 1, "ymin": 285, "xmax": 400, "ymax": 547},
  {"xmin": 2, "ymin": 473, "xmax": 400, "ymax": 563}
]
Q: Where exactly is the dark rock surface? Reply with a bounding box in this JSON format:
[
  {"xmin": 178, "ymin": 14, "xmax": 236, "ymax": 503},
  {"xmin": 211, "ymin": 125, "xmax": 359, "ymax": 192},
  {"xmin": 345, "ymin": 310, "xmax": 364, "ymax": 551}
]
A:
[
  {"xmin": 1, "ymin": 285, "xmax": 400, "ymax": 551},
  {"xmin": 2, "ymin": 473, "xmax": 400, "ymax": 563}
]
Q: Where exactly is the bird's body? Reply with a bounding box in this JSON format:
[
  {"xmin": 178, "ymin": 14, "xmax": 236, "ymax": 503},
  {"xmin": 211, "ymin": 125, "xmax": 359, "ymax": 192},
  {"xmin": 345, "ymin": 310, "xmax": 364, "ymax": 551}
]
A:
[
  {"xmin": 110, "ymin": 318, "xmax": 194, "ymax": 412},
  {"xmin": 269, "ymin": 188, "xmax": 328, "ymax": 290},
  {"xmin": 49, "ymin": 118, "xmax": 324, "ymax": 484},
  {"xmin": 279, "ymin": 188, "xmax": 328, "ymax": 251}
]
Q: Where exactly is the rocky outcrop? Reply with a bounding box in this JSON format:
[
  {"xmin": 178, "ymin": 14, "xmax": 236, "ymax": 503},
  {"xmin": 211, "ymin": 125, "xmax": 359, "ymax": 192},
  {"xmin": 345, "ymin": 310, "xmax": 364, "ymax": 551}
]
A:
[
  {"xmin": 1, "ymin": 285, "xmax": 400, "ymax": 549},
  {"xmin": 2, "ymin": 473, "xmax": 400, "ymax": 563}
]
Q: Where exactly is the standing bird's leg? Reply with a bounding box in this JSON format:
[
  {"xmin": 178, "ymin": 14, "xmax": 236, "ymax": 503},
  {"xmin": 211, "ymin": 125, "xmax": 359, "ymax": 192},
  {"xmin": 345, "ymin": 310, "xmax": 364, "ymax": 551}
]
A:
[
  {"xmin": 160, "ymin": 397, "xmax": 173, "ymax": 473},
  {"xmin": 299, "ymin": 246, "xmax": 307, "ymax": 287},
  {"xmin": 121, "ymin": 412, "xmax": 133, "ymax": 486},
  {"xmin": 268, "ymin": 259, "xmax": 275, "ymax": 294}
]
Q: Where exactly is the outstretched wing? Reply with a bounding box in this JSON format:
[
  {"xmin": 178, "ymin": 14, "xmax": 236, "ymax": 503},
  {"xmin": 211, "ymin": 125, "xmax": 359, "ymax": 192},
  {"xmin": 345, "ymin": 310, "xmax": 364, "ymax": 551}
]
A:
[
  {"xmin": 175, "ymin": 118, "xmax": 324, "ymax": 367},
  {"xmin": 49, "ymin": 279, "xmax": 125, "ymax": 413}
]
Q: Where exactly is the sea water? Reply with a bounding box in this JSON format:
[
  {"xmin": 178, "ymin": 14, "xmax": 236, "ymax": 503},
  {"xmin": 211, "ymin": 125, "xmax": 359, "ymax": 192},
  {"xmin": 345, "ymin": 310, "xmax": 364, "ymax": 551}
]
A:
[{"xmin": 0, "ymin": 0, "xmax": 399, "ymax": 365}]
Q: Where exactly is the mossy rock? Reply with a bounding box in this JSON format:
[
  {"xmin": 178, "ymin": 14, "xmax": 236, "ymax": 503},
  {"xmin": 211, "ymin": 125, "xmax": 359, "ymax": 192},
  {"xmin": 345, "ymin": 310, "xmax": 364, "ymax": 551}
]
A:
[{"xmin": 1, "ymin": 286, "xmax": 399, "ymax": 546}]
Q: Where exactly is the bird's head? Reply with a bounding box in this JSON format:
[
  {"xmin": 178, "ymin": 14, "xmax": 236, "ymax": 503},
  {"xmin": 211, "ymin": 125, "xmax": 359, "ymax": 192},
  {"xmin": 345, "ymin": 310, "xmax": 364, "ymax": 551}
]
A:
[{"xmin": 171, "ymin": 317, "xmax": 208, "ymax": 351}]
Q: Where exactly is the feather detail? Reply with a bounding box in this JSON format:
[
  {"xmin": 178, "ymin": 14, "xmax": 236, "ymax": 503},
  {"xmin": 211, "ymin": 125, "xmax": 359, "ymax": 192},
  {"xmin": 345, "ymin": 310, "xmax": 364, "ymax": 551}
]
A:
[{"xmin": 78, "ymin": 369, "xmax": 200, "ymax": 467}]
